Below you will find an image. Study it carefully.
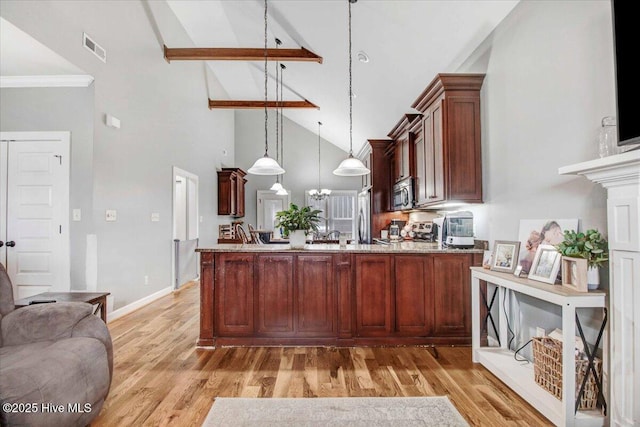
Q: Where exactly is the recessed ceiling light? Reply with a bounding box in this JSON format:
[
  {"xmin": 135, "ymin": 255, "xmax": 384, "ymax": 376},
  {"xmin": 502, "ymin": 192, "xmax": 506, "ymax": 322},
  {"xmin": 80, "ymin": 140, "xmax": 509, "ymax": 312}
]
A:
[{"xmin": 356, "ymin": 51, "xmax": 369, "ymax": 63}]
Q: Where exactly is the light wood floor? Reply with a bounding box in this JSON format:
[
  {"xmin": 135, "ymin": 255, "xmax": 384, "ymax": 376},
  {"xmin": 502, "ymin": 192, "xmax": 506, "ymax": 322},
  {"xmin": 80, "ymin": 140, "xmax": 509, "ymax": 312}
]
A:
[{"xmin": 92, "ymin": 282, "xmax": 551, "ymax": 426}]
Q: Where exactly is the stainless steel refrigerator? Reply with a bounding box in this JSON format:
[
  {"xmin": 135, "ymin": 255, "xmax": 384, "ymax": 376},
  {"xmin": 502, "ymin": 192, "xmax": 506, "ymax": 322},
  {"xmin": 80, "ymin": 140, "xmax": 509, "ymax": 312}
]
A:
[{"xmin": 357, "ymin": 189, "xmax": 371, "ymax": 244}]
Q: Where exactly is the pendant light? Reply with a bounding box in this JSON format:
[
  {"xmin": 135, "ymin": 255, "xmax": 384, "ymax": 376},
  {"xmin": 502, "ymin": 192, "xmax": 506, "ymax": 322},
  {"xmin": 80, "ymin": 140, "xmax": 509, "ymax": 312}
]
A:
[
  {"xmin": 309, "ymin": 121, "xmax": 332, "ymax": 200},
  {"xmin": 270, "ymin": 38, "xmax": 285, "ymax": 191},
  {"xmin": 248, "ymin": 0, "xmax": 285, "ymax": 175},
  {"xmin": 275, "ymin": 63, "xmax": 289, "ymax": 195},
  {"xmin": 333, "ymin": 0, "xmax": 370, "ymax": 177}
]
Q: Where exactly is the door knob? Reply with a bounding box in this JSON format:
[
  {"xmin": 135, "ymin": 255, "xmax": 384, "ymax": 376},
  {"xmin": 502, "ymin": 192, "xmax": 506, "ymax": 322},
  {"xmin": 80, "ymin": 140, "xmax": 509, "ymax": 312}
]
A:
[{"xmin": 5, "ymin": 241, "xmax": 15, "ymax": 247}]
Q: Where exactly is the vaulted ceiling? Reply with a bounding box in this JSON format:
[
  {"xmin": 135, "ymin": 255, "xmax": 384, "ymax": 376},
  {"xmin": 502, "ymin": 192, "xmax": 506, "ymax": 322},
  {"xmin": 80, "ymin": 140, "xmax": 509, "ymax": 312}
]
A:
[
  {"xmin": 1, "ymin": 1, "xmax": 520, "ymax": 154},
  {"xmin": 167, "ymin": 0, "xmax": 519, "ymax": 154}
]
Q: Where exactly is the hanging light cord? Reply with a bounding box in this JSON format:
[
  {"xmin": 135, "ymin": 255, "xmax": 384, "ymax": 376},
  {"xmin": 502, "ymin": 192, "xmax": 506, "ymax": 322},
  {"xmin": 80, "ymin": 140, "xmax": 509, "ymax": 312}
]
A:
[
  {"xmin": 274, "ymin": 38, "xmax": 281, "ymax": 182},
  {"xmin": 263, "ymin": 0, "xmax": 268, "ymax": 157},
  {"xmin": 317, "ymin": 121, "xmax": 322, "ymax": 189},
  {"xmin": 348, "ymin": 0, "xmax": 353, "ymax": 157},
  {"xmin": 280, "ymin": 64, "xmax": 286, "ymax": 180}
]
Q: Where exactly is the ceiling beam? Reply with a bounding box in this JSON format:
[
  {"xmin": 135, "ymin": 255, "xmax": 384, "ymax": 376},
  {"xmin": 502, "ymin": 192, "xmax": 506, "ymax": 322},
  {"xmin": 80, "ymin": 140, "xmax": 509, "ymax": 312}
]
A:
[
  {"xmin": 208, "ymin": 99, "xmax": 319, "ymax": 109},
  {"xmin": 164, "ymin": 45, "xmax": 322, "ymax": 63}
]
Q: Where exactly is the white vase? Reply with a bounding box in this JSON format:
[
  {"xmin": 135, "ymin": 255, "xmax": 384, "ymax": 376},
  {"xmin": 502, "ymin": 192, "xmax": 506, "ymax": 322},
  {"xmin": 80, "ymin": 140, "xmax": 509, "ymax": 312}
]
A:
[
  {"xmin": 587, "ymin": 266, "xmax": 600, "ymax": 290},
  {"xmin": 289, "ymin": 230, "xmax": 306, "ymax": 249}
]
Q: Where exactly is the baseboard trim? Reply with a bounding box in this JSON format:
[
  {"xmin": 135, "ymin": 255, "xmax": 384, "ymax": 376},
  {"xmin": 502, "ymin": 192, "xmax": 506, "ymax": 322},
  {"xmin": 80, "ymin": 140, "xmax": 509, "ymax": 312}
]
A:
[{"xmin": 107, "ymin": 286, "xmax": 173, "ymax": 323}]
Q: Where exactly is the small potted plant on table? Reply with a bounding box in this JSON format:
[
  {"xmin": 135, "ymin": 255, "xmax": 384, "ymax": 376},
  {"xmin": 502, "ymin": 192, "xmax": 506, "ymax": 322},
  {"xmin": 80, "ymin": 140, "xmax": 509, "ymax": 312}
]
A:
[
  {"xmin": 275, "ymin": 203, "xmax": 322, "ymax": 249},
  {"xmin": 555, "ymin": 229, "xmax": 609, "ymax": 290}
]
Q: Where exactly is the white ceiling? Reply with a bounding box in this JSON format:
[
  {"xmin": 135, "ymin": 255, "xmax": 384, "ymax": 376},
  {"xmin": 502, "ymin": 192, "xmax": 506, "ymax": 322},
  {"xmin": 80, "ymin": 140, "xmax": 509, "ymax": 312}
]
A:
[
  {"xmin": 1, "ymin": 1, "xmax": 519, "ymax": 153},
  {"xmin": 167, "ymin": 0, "xmax": 519, "ymax": 154}
]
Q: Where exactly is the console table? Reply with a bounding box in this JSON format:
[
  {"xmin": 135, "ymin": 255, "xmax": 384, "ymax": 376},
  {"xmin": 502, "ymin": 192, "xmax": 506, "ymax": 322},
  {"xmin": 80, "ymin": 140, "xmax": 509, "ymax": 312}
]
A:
[{"xmin": 471, "ymin": 267, "xmax": 606, "ymax": 426}]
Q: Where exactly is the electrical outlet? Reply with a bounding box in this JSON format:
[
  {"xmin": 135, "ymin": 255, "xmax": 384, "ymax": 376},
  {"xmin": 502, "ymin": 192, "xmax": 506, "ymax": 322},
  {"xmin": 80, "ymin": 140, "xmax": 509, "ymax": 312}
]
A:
[
  {"xmin": 536, "ymin": 327, "xmax": 546, "ymax": 337},
  {"xmin": 144, "ymin": 275, "xmax": 149, "ymax": 285}
]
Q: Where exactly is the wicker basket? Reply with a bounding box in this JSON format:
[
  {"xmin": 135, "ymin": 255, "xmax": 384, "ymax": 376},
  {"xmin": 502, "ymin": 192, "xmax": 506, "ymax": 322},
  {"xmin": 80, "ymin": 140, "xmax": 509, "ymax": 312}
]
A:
[{"xmin": 532, "ymin": 337, "xmax": 601, "ymax": 410}]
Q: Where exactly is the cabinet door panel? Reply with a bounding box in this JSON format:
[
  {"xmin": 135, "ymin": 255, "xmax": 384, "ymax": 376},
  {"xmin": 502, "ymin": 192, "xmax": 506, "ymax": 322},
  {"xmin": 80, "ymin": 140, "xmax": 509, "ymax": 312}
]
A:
[
  {"xmin": 356, "ymin": 255, "xmax": 393, "ymax": 336},
  {"xmin": 296, "ymin": 255, "xmax": 335, "ymax": 336},
  {"xmin": 257, "ymin": 254, "xmax": 294, "ymax": 334},
  {"xmin": 447, "ymin": 97, "xmax": 482, "ymax": 201},
  {"xmin": 395, "ymin": 255, "xmax": 433, "ymax": 335},
  {"xmin": 431, "ymin": 98, "xmax": 445, "ymax": 203},
  {"xmin": 415, "ymin": 128, "xmax": 427, "ymax": 206},
  {"xmin": 433, "ymin": 254, "xmax": 471, "ymax": 337},
  {"xmin": 216, "ymin": 253, "xmax": 254, "ymax": 336}
]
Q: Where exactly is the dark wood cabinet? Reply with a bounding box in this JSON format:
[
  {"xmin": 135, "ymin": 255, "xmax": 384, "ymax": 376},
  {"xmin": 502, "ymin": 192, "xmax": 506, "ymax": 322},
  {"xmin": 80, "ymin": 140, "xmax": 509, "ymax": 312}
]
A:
[
  {"xmin": 256, "ymin": 254, "xmax": 294, "ymax": 335},
  {"xmin": 355, "ymin": 255, "xmax": 393, "ymax": 337},
  {"xmin": 215, "ymin": 253, "xmax": 254, "ymax": 336},
  {"xmin": 388, "ymin": 114, "xmax": 421, "ymax": 184},
  {"xmin": 296, "ymin": 254, "xmax": 335, "ymax": 336},
  {"xmin": 359, "ymin": 148, "xmax": 372, "ymax": 189},
  {"xmin": 394, "ymin": 255, "xmax": 434, "ymax": 336},
  {"xmin": 217, "ymin": 168, "xmax": 247, "ymax": 217},
  {"xmin": 412, "ymin": 74, "xmax": 484, "ymax": 207},
  {"xmin": 200, "ymin": 250, "xmax": 481, "ymax": 347},
  {"xmin": 433, "ymin": 254, "xmax": 471, "ymax": 337}
]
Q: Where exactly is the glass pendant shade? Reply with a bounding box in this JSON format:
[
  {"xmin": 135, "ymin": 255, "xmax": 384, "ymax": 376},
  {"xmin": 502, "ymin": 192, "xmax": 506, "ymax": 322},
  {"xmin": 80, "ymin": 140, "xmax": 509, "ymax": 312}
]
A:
[
  {"xmin": 333, "ymin": 154, "xmax": 370, "ymax": 176},
  {"xmin": 276, "ymin": 187, "xmax": 288, "ymax": 195},
  {"xmin": 270, "ymin": 181, "xmax": 284, "ymax": 191},
  {"xmin": 248, "ymin": 155, "xmax": 285, "ymax": 175}
]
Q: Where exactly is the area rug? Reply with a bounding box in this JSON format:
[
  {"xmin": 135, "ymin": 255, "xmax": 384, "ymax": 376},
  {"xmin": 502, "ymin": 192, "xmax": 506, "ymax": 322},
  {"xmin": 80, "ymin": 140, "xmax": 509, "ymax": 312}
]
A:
[{"xmin": 202, "ymin": 396, "xmax": 469, "ymax": 426}]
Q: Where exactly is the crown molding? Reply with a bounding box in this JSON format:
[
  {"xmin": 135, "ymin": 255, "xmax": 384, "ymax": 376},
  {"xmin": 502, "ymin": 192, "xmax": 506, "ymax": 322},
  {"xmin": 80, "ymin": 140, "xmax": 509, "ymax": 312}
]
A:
[{"xmin": 0, "ymin": 74, "xmax": 94, "ymax": 88}]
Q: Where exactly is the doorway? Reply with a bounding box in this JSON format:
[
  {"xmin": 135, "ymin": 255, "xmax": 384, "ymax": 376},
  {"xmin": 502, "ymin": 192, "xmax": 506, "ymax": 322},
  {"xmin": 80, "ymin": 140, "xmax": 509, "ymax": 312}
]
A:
[
  {"xmin": 257, "ymin": 190, "xmax": 290, "ymax": 240},
  {"xmin": 0, "ymin": 131, "xmax": 70, "ymax": 299},
  {"xmin": 172, "ymin": 167, "xmax": 199, "ymax": 290}
]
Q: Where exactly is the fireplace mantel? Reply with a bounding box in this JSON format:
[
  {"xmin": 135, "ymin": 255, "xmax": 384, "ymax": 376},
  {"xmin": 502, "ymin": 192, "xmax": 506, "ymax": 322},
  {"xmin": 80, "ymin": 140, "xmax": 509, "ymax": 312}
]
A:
[{"xmin": 560, "ymin": 149, "xmax": 640, "ymax": 427}]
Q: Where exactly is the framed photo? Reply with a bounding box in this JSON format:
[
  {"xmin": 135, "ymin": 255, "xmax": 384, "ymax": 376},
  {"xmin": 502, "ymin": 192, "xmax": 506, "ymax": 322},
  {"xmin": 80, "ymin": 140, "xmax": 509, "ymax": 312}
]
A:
[
  {"xmin": 528, "ymin": 244, "xmax": 562, "ymax": 284},
  {"xmin": 517, "ymin": 219, "xmax": 579, "ymax": 274},
  {"xmin": 490, "ymin": 241, "xmax": 521, "ymax": 273},
  {"xmin": 561, "ymin": 256, "xmax": 588, "ymax": 292}
]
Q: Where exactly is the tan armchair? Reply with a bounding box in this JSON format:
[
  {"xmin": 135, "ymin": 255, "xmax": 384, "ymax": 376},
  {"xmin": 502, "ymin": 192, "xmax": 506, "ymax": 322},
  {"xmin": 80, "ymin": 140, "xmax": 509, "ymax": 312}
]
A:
[{"xmin": 0, "ymin": 264, "xmax": 113, "ymax": 426}]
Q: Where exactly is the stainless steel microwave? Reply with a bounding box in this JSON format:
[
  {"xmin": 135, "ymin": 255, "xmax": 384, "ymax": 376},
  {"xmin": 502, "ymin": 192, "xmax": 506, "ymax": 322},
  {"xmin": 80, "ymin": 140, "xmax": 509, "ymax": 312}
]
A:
[{"xmin": 392, "ymin": 177, "xmax": 414, "ymax": 211}]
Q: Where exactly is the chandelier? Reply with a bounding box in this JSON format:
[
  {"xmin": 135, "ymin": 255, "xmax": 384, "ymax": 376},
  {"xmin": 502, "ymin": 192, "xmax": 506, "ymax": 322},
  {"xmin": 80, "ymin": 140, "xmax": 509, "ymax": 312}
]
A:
[{"xmin": 309, "ymin": 121, "xmax": 331, "ymax": 200}]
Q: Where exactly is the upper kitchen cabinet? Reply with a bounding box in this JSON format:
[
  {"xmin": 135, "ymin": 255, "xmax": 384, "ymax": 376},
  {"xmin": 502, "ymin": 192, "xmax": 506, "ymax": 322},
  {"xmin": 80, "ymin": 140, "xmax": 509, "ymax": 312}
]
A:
[
  {"xmin": 217, "ymin": 168, "xmax": 247, "ymax": 217},
  {"xmin": 387, "ymin": 114, "xmax": 422, "ymax": 183},
  {"xmin": 411, "ymin": 74, "xmax": 485, "ymax": 207},
  {"xmin": 357, "ymin": 145, "xmax": 372, "ymax": 190}
]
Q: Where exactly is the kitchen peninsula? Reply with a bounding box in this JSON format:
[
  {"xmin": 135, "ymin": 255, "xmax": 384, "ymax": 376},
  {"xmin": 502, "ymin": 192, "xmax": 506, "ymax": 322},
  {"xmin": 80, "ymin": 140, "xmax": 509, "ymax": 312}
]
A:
[{"xmin": 196, "ymin": 243, "xmax": 482, "ymax": 347}]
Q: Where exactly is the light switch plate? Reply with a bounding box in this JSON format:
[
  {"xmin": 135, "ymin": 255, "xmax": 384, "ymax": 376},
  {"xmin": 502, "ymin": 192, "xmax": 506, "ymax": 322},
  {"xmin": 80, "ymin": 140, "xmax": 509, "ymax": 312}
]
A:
[
  {"xmin": 73, "ymin": 209, "xmax": 81, "ymax": 221},
  {"xmin": 106, "ymin": 210, "xmax": 117, "ymax": 221},
  {"xmin": 151, "ymin": 213, "xmax": 160, "ymax": 222}
]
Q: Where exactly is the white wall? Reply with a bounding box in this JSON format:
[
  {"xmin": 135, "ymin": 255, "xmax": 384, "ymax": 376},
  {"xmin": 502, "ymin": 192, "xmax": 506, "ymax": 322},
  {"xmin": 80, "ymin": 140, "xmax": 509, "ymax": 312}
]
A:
[
  {"xmin": 457, "ymin": 0, "xmax": 614, "ymax": 356},
  {"xmin": 0, "ymin": 1, "xmax": 235, "ymax": 309},
  {"xmin": 0, "ymin": 87, "xmax": 95, "ymax": 290},
  {"xmin": 460, "ymin": 0, "xmax": 612, "ymax": 243},
  {"xmin": 235, "ymin": 110, "xmax": 361, "ymax": 228}
]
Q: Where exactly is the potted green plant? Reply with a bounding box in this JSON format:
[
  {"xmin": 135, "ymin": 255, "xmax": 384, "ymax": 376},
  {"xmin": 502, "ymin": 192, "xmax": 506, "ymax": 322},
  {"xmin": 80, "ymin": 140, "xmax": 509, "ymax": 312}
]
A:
[
  {"xmin": 275, "ymin": 203, "xmax": 322, "ymax": 248},
  {"xmin": 555, "ymin": 229, "xmax": 609, "ymax": 290}
]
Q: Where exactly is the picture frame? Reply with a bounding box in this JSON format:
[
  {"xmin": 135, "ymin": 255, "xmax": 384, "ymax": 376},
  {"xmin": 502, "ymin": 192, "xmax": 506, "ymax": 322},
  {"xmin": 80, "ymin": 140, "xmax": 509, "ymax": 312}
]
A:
[
  {"xmin": 561, "ymin": 256, "xmax": 588, "ymax": 292},
  {"xmin": 528, "ymin": 244, "xmax": 562, "ymax": 284},
  {"xmin": 490, "ymin": 240, "xmax": 521, "ymax": 273}
]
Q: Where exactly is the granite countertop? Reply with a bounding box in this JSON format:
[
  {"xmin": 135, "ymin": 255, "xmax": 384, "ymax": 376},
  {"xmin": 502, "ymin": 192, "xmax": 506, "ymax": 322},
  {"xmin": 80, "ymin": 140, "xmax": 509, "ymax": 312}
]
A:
[{"xmin": 196, "ymin": 242, "xmax": 483, "ymax": 254}]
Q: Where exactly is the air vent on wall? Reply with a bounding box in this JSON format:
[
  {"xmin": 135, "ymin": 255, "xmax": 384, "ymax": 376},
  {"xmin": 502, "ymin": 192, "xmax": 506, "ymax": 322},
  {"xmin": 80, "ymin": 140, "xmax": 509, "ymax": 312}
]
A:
[{"xmin": 83, "ymin": 32, "xmax": 106, "ymax": 63}]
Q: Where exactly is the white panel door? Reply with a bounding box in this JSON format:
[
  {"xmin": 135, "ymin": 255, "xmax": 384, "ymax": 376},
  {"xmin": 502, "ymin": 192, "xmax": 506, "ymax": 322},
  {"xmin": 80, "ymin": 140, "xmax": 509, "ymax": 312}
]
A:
[
  {"xmin": 1, "ymin": 132, "xmax": 70, "ymax": 299},
  {"xmin": 0, "ymin": 141, "xmax": 7, "ymax": 268}
]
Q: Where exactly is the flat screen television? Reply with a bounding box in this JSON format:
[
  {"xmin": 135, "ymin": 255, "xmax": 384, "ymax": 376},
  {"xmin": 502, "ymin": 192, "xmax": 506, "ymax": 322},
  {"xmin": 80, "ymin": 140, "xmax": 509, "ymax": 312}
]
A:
[{"xmin": 611, "ymin": 0, "xmax": 640, "ymax": 148}]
